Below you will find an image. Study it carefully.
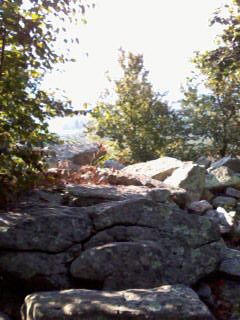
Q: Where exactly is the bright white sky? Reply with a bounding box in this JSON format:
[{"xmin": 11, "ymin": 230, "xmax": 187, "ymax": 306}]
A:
[{"xmin": 45, "ymin": 0, "xmax": 229, "ymax": 134}]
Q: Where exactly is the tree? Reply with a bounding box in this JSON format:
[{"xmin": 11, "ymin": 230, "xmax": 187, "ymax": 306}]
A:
[
  {"xmin": 89, "ymin": 50, "xmax": 180, "ymax": 163},
  {"xmin": 0, "ymin": 0, "xmax": 92, "ymax": 201},
  {"xmin": 180, "ymin": 0, "xmax": 240, "ymax": 158}
]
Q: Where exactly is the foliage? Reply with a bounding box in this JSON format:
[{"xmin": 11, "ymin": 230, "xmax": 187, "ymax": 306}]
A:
[
  {"xmin": 0, "ymin": 0, "xmax": 92, "ymax": 202},
  {"xmin": 180, "ymin": 0, "xmax": 240, "ymax": 158},
  {"xmin": 88, "ymin": 50, "xmax": 181, "ymax": 163}
]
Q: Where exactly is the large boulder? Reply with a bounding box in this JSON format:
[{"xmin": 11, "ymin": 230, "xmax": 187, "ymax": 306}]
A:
[
  {"xmin": 21, "ymin": 285, "xmax": 215, "ymax": 320},
  {"xmin": 70, "ymin": 198, "xmax": 223, "ymax": 290},
  {"xmin": 121, "ymin": 157, "xmax": 183, "ymax": 181},
  {"xmin": 164, "ymin": 162, "xmax": 206, "ymax": 201},
  {"xmin": 0, "ymin": 195, "xmax": 224, "ymax": 292},
  {"xmin": 205, "ymin": 166, "xmax": 240, "ymax": 190}
]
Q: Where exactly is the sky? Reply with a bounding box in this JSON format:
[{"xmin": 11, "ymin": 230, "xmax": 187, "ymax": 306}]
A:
[{"xmin": 44, "ymin": 0, "xmax": 229, "ymax": 134}]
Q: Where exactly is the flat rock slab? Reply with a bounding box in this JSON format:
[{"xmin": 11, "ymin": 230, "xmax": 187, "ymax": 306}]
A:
[
  {"xmin": 21, "ymin": 285, "xmax": 214, "ymax": 320},
  {"xmin": 65, "ymin": 184, "xmax": 173, "ymax": 206},
  {"xmin": 121, "ymin": 157, "xmax": 183, "ymax": 180}
]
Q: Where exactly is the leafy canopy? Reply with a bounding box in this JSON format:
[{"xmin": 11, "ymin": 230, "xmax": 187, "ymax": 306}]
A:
[
  {"xmin": 0, "ymin": 0, "xmax": 92, "ymax": 201},
  {"xmin": 89, "ymin": 50, "xmax": 180, "ymax": 163},
  {"xmin": 180, "ymin": 0, "xmax": 240, "ymax": 158}
]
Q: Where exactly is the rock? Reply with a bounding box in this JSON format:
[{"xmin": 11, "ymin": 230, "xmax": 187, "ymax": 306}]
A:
[
  {"xmin": 195, "ymin": 282, "xmax": 214, "ymax": 306},
  {"xmin": 205, "ymin": 207, "xmax": 236, "ymax": 234},
  {"xmin": 164, "ymin": 162, "xmax": 206, "ymax": 201},
  {"xmin": 212, "ymin": 196, "xmax": 237, "ymax": 209},
  {"xmin": 21, "ymin": 285, "xmax": 215, "ymax": 320},
  {"xmin": 219, "ymin": 248, "xmax": 240, "ymax": 277},
  {"xmin": 0, "ymin": 251, "xmax": 74, "ymax": 289},
  {"xmin": 121, "ymin": 157, "xmax": 183, "ymax": 181},
  {"xmin": 103, "ymin": 159, "xmax": 124, "ymax": 170},
  {"xmin": 209, "ymin": 156, "xmax": 240, "ymax": 173},
  {"xmin": 226, "ymin": 187, "xmax": 240, "ymax": 199},
  {"xmin": 196, "ymin": 156, "xmax": 211, "ymax": 168},
  {"xmin": 46, "ymin": 142, "xmax": 106, "ymax": 167},
  {"xmin": 201, "ymin": 189, "xmax": 215, "ymax": 202},
  {"xmin": 208, "ymin": 278, "xmax": 240, "ymax": 320},
  {"xmin": 17, "ymin": 189, "xmax": 63, "ymax": 208},
  {"xmin": 187, "ymin": 200, "xmax": 212, "ymax": 214},
  {"xmin": 0, "ymin": 206, "xmax": 92, "ymax": 252},
  {"xmin": 105, "ymin": 171, "xmax": 163, "ymax": 187},
  {"xmin": 205, "ymin": 166, "xmax": 240, "ymax": 190},
  {"xmin": 65, "ymin": 184, "xmax": 173, "ymax": 206},
  {"xmin": 71, "ymin": 198, "xmax": 223, "ymax": 290}
]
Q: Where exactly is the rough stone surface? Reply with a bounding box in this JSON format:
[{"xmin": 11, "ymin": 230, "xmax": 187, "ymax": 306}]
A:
[
  {"xmin": 164, "ymin": 162, "xmax": 206, "ymax": 201},
  {"xmin": 187, "ymin": 200, "xmax": 213, "ymax": 214},
  {"xmin": 46, "ymin": 142, "xmax": 106, "ymax": 167},
  {"xmin": 121, "ymin": 157, "xmax": 183, "ymax": 181},
  {"xmin": 64, "ymin": 183, "xmax": 189, "ymax": 207},
  {"xmin": 0, "ymin": 196, "xmax": 224, "ymax": 292},
  {"xmin": 219, "ymin": 248, "xmax": 240, "ymax": 277},
  {"xmin": 0, "ymin": 250, "xmax": 76, "ymax": 289},
  {"xmin": 70, "ymin": 198, "xmax": 222, "ymax": 290},
  {"xmin": 212, "ymin": 196, "xmax": 237, "ymax": 209},
  {"xmin": 0, "ymin": 206, "xmax": 92, "ymax": 252},
  {"xmin": 105, "ymin": 171, "xmax": 164, "ymax": 188},
  {"xmin": 205, "ymin": 208, "xmax": 236, "ymax": 234},
  {"xmin": 103, "ymin": 159, "xmax": 124, "ymax": 170},
  {"xmin": 226, "ymin": 187, "xmax": 240, "ymax": 199},
  {"xmin": 209, "ymin": 156, "xmax": 240, "ymax": 173},
  {"xmin": 21, "ymin": 285, "xmax": 215, "ymax": 320},
  {"xmin": 71, "ymin": 240, "xmax": 222, "ymax": 290},
  {"xmin": 196, "ymin": 156, "xmax": 211, "ymax": 168},
  {"xmin": 205, "ymin": 166, "xmax": 240, "ymax": 190}
]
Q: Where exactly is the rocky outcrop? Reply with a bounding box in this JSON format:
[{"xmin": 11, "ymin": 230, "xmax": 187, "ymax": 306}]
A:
[
  {"xmin": 46, "ymin": 142, "xmax": 106, "ymax": 167},
  {"xmin": 0, "ymin": 195, "xmax": 224, "ymax": 292},
  {"xmin": 121, "ymin": 157, "xmax": 183, "ymax": 180},
  {"xmin": 21, "ymin": 285, "xmax": 215, "ymax": 320},
  {"xmin": 209, "ymin": 156, "xmax": 240, "ymax": 173},
  {"xmin": 2, "ymin": 155, "xmax": 240, "ymax": 320},
  {"xmin": 164, "ymin": 162, "xmax": 206, "ymax": 201},
  {"xmin": 205, "ymin": 166, "xmax": 240, "ymax": 190}
]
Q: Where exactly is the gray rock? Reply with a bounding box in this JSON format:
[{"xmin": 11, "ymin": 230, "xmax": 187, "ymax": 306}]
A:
[
  {"xmin": 187, "ymin": 200, "xmax": 212, "ymax": 214},
  {"xmin": 0, "ymin": 251, "xmax": 75, "ymax": 289},
  {"xmin": 209, "ymin": 156, "xmax": 240, "ymax": 173},
  {"xmin": 71, "ymin": 240, "xmax": 222, "ymax": 290},
  {"xmin": 21, "ymin": 285, "xmax": 215, "ymax": 320},
  {"xmin": 65, "ymin": 184, "xmax": 185, "ymax": 206},
  {"xmin": 196, "ymin": 156, "xmax": 211, "ymax": 168},
  {"xmin": 103, "ymin": 159, "xmax": 124, "ymax": 170},
  {"xmin": 0, "ymin": 206, "xmax": 92, "ymax": 252},
  {"xmin": 121, "ymin": 157, "xmax": 183, "ymax": 181},
  {"xmin": 46, "ymin": 142, "xmax": 106, "ymax": 167},
  {"xmin": 220, "ymin": 248, "xmax": 240, "ymax": 277},
  {"xmin": 70, "ymin": 198, "xmax": 222, "ymax": 290},
  {"xmin": 195, "ymin": 282, "xmax": 214, "ymax": 306},
  {"xmin": 164, "ymin": 162, "xmax": 206, "ymax": 201},
  {"xmin": 205, "ymin": 207, "xmax": 236, "ymax": 234},
  {"xmin": 212, "ymin": 196, "xmax": 237, "ymax": 209},
  {"xmin": 226, "ymin": 187, "xmax": 240, "ymax": 199},
  {"xmin": 206, "ymin": 166, "xmax": 240, "ymax": 190}
]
